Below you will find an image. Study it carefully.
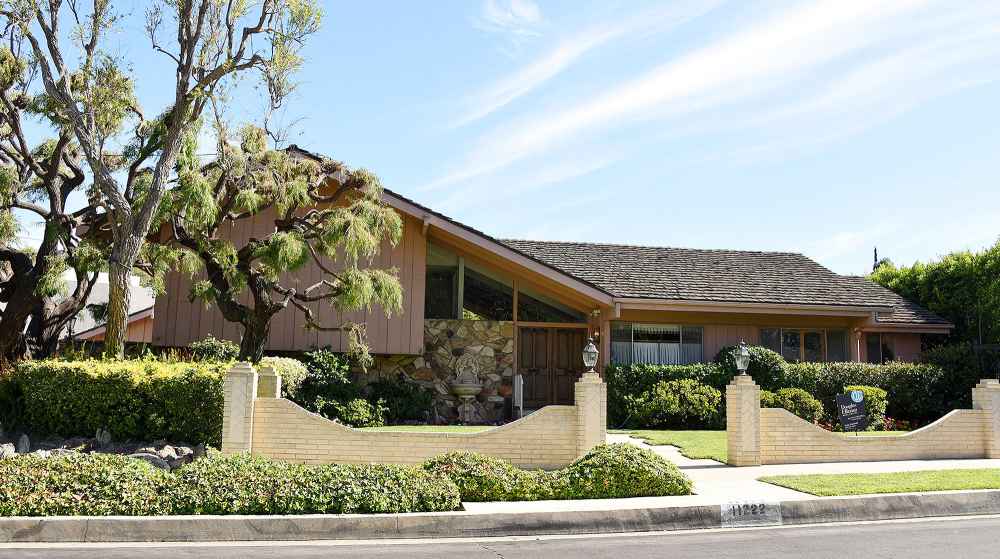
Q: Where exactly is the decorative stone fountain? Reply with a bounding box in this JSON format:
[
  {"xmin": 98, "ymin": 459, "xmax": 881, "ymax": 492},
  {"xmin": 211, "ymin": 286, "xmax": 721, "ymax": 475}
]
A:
[{"xmin": 450, "ymin": 353, "xmax": 484, "ymax": 423}]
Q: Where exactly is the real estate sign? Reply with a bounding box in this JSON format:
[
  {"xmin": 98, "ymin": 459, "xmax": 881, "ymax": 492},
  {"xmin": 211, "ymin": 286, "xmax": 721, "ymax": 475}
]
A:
[{"xmin": 836, "ymin": 390, "xmax": 868, "ymax": 432}]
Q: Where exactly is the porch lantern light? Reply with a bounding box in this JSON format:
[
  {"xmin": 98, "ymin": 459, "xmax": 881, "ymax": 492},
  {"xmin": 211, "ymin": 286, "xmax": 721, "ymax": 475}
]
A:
[
  {"xmin": 582, "ymin": 337, "xmax": 599, "ymax": 373},
  {"xmin": 66, "ymin": 315, "xmax": 77, "ymax": 341},
  {"xmin": 735, "ymin": 340, "xmax": 751, "ymax": 375}
]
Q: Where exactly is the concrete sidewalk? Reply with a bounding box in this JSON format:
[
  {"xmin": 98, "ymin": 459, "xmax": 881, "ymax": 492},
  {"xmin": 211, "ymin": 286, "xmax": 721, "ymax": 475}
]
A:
[{"xmin": 463, "ymin": 434, "xmax": 1000, "ymax": 513}]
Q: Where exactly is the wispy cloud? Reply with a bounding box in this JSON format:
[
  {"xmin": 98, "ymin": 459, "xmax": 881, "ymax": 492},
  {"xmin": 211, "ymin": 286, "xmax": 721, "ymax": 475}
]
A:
[
  {"xmin": 456, "ymin": 0, "xmax": 721, "ymax": 127},
  {"xmin": 474, "ymin": 0, "xmax": 544, "ymax": 55},
  {"xmin": 428, "ymin": 0, "xmax": 1000, "ymax": 192},
  {"xmin": 434, "ymin": 150, "xmax": 621, "ymax": 214}
]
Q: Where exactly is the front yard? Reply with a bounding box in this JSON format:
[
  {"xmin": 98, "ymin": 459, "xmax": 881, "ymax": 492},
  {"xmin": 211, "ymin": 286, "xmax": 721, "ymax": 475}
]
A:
[
  {"xmin": 761, "ymin": 469, "xmax": 1000, "ymax": 496},
  {"xmin": 615, "ymin": 429, "xmax": 912, "ymax": 464}
]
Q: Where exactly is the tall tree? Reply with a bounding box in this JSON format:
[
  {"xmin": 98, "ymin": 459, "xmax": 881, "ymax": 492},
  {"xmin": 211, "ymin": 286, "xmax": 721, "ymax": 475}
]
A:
[
  {"xmin": 2, "ymin": 0, "xmax": 321, "ymax": 356},
  {"xmin": 870, "ymin": 240, "xmax": 1000, "ymax": 346},
  {"xmin": 0, "ymin": 43, "xmax": 103, "ymax": 366},
  {"xmin": 162, "ymin": 128, "xmax": 403, "ymax": 363}
]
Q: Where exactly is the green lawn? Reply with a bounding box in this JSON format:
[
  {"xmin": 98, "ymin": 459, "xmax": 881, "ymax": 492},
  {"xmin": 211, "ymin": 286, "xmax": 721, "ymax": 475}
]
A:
[
  {"xmin": 615, "ymin": 430, "xmax": 728, "ymax": 462},
  {"xmin": 613, "ymin": 429, "xmax": 910, "ymax": 464},
  {"xmin": 760, "ymin": 469, "xmax": 1000, "ymax": 496},
  {"xmin": 358, "ymin": 425, "xmax": 493, "ymax": 433}
]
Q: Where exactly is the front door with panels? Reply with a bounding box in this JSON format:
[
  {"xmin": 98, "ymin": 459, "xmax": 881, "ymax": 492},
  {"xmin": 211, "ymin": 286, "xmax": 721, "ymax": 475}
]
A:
[{"xmin": 518, "ymin": 327, "xmax": 586, "ymax": 408}]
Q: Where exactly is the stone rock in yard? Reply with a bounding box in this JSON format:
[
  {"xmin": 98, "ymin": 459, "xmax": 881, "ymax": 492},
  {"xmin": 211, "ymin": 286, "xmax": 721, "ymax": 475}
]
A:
[
  {"xmin": 49, "ymin": 448, "xmax": 76, "ymax": 457},
  {"xmin": 129, "ymin": 453, "xmax": 171, "ymax": 470},
  {"xmin": 158, "ymin": 445, "xmax": 178, "ymax": 461},
  {"xmin": 30, "ymin": 450, "xmax": 51, "ymax": 459},
  {"xmin": 168, "ymin": 455, "xmax": 191, "ymax": 470},
  {"xmin": 175, "ymin": 446, "xmax": 194, "ymax": 458},
  {"xmin": 0, "ymin": 443, "xmax": 15, "ymax": 459},
  {"xmin": 192, "ymin": 443, "xmax": 206, "ymax": 459},
  {"xmin": 15, "ymin": 434, "xmax": 29, "ymax": 454},
  {"xmin": 95, "ymin": 428, "xmax": 112, "ymax": 448}
]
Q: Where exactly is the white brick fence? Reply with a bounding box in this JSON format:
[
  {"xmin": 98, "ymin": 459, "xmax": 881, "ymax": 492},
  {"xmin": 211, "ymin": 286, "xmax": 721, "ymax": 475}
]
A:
[
  {"xmin": 221, "ymin": 363, "xmax": 607, "ymax": 469},
  {"xmin": 726, "ymin": 376, "xmax": 1000, "ymax": 466}
]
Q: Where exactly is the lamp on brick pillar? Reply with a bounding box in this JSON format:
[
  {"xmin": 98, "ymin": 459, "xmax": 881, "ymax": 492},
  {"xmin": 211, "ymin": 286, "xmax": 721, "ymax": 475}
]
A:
[
  {"xmin": 575, "ymin": 336, "xmax": 607, "ymax": 456},
  {"xmin": 735, "ymin": 339, "xmax": 751, "ymax": 375}
]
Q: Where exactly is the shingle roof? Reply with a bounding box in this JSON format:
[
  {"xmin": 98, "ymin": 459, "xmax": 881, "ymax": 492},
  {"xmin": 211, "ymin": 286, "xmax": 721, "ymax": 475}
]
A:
[{"xmin": 501, "ymin": 239, "xmax": 951, "ymax": 326}]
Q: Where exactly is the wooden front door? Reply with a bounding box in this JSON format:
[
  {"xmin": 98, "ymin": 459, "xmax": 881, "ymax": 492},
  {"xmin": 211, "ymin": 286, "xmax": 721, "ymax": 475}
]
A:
[{"xmin": 518, "ymin": 327, "xmax": 587, "ymax": 408}]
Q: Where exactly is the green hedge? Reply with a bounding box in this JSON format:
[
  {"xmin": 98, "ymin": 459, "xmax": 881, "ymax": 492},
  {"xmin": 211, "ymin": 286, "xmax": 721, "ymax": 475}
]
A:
[
  {"xmin": 423, "ymin": 444, "xmax": 693, "ymax": 502},
  {"xmin": 631, "ymin": 379, "xmax": 723, "ymax": 429},
  {"xmin": 0, "ymin": 452, "xmax": 460, "ymax": 516},
  {"xmin": 608, "ymin": 344, "xmax": 989, "ymax": 428},
  {"xmin": 1, "ymin": 359, "xmax": 228, "ymax": 446},
  {"xmin": 760, "ymin": 388, "xmax": 824, "ymax": 423}
]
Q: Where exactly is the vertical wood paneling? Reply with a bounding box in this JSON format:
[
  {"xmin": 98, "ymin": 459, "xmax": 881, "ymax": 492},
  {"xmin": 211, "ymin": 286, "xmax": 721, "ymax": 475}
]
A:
[{"xmin": 151, "ymin": 211, "xmax": 429, "ymax": 355}]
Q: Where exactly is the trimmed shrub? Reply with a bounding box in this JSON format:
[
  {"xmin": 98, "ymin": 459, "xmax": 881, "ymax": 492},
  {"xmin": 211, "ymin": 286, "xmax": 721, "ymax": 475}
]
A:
[
  {"xmin": 172, "ymin": 453, "xmax": 459, "ymax": 515},
  {"xmin": 259, "ymin": 356, "xmax": 309, "ymax": 400},
  {"xmin": 844, "ymin": 385, "xmax": 888, "ymax": 431},
  {"xmin": 4, "ymin": 359, "xmax": 227, "ymax": 446},
  {"xmin": 0, "ymin": 453, "xmax": 174, "ymax": 516},
  {"xmin": 633, "ymin": 379, "xmax": 723, "ymax": 429},
  {"xmin": 422, "ymin": 451, "xmax": 557, "ymax": 502},
  {"xmin": 294, "ymin": 350, "xmax": 358, "ymax": 408},
  {"xmin": 760, "ymin": 388, "xmax": 824, "ymax": 423},
  {"xmin": 560, "ymin": 443, "xmax": 693, "ymax": 499},
  {"xmin": 605, "ymin": 363, "xmax": 726, "ymax": 427},
  {"xmin": 366, "ymin": 376, "xmax": 435, "ymax": 423},
  {"xmin": 315, "ymin": 397, "xmax": 386, "ymax": 428},
  {"xmin": 0, "ymin": 452, "xmax": 461, "ymax": 516},
  {"xmin": 188, "ymin": 335, "xmax": 239, "ymax": 361},
  {"xmin": 715, "ymin": 345, "xmax": 786, "ymax": 390},
  {"xmin": 921, "ymin": 343, "xmax": 991, "ymax": 412},
  {"xmin": 423, "ymin": 444, "xmax": 693, "ymax": 502}
]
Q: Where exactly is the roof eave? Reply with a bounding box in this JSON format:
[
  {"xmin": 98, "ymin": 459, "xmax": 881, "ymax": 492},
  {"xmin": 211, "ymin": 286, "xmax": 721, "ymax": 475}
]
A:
[
  {"xmin": 614, "ymin": 297, "xmax": 893, "ymax": 317},
  {"xmin": 381, "ymin": 190, "xmax": 614, "ymax": 307}
]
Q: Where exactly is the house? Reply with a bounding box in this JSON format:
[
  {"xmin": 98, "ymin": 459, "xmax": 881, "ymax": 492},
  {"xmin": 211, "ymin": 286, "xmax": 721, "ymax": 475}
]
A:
[
  {"xmin": 72, "ymin": 275, "xmax": 156, "ymax": 344},
  {"xmin": 151, "ymin": 173, "xmax": 951, "ymax": 422}
]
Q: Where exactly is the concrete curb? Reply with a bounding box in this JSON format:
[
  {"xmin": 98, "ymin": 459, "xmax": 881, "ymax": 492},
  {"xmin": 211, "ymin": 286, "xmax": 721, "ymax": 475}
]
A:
[{"xmin": 2, "ymin": 491, "xmax": 999, "ymax": 543}]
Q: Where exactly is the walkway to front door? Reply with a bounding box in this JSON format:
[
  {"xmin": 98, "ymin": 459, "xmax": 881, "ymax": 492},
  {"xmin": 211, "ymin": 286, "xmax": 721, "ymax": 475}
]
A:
[{"xmin": 518, "ymin": 327, "xmax": 587, "ymax": 408}]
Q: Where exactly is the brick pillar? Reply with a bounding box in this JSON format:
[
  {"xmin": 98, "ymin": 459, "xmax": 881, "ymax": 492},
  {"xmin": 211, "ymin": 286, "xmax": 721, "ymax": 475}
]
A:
[
  {"xmin": 575, "ymin": 372, "xmax": 607, "ymax": 456},
  {"xmin": 221, "ymin": 362, "xmax": 258, "ymax": 455},
  {"xmin": 726, "ymin": 375, "xmax": 761, "ymax": 466},
  {"xmin": 972, "ymin": 379, "xmax": 1000, "ymax": 458},
  {"xmin": 256, "ymin": 365, "xmax": 282, "ymax": 398}
]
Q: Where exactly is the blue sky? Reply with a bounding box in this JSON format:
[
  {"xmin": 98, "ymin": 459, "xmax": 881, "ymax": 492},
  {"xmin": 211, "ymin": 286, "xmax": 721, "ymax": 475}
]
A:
[{"xmin": 18, "ymin": 0, "xmax": 1000, "ymax": 275}]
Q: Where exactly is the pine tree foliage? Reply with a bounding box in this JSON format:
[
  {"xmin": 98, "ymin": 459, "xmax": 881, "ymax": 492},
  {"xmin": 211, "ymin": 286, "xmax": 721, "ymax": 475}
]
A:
[{"xmin": 163, "ymin": 125, "xmax": 403, "ymax": 364}]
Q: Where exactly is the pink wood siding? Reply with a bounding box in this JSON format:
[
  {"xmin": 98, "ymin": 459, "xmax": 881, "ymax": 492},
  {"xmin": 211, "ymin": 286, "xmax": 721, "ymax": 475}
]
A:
[
  {"xmin": 151, "ymin": 210, "xmax": 426, "ymax": 355},
  {"xmin": 702, "ymin": 325, "xmax": 759, "ymax": 362}
]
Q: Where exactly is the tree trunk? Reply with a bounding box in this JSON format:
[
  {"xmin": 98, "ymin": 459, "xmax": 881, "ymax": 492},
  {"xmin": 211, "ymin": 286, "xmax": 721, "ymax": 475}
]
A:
[
  {"xmin": 103, "ymin": 259, "xmax": 133, "ymax": 358},
  {"xmin": 238, "ymin": 315, "xmax": 271, "ymax": 363}
]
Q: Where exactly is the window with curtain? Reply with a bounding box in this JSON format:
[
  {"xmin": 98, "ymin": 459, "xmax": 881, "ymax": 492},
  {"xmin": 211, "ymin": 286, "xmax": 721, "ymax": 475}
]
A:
[
  {"xmin": 610, "ymin": 322, "xmax": 704, "ymax": 365},
  {"xmin": 760, "ymin": 328, "xmax": 850, "ymax": 362}
]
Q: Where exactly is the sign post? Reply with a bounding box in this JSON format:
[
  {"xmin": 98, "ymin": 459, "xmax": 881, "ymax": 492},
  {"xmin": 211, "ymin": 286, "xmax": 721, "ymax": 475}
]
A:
[{"xmin": 836, "ymin": 390, "xmax": 868, "ymax": 435}]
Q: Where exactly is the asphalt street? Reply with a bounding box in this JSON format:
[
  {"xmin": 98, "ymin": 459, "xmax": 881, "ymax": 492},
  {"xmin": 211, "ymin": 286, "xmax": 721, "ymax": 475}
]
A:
[{"xmin": 2, "ymin": 515, "xmax": 999, "ymax": 558}]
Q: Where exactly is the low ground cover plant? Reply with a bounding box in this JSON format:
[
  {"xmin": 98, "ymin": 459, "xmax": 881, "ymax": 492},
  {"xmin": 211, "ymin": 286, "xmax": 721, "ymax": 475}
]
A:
[
  {"xmin": 0, "ymin": 452, "xmax": 460, "ymax": 516},
  {"xmin": 424, "ymin": 444, "xmax": 693, "ymax": 502},
  {"xmin": 0, "ymin": 444, "xmax": 690, "ymax": 516}
]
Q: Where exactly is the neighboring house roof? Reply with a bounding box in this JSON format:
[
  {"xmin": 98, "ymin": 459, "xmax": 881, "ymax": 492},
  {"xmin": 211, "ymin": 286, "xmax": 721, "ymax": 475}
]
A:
[
  {"xmin": 838, "ymin": 276, "xmax": 952, "ymax": 326},
  {"xmin": 502, "ymin": 239, "xmax": 952, "ymax": 327},
  {"xmin": 69, "ymin": 275, "xmax": 156, "ymax": 339}
]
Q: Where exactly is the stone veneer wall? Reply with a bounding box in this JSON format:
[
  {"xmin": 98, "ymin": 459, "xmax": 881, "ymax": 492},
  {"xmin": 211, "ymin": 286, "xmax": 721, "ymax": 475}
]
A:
[{"xmin": 370, "ymin": 320, "xmax": 515, "ymax": 423}]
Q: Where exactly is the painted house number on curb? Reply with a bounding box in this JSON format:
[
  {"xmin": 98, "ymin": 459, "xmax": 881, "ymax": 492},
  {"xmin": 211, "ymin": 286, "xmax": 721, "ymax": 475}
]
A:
[{"xmin": 720, "ymin": 501, "xmax": 783, "ymax": 528}]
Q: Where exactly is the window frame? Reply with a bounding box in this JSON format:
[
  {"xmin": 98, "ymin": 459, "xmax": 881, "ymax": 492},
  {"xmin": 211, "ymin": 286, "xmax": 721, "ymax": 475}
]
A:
[
  {"xmin": 760, "ymin": 327, "xmax": 850, "ymax": 363},
  {"xmin": 610, "ymin": 322, "xmax": 705, "ymax": 365}
]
